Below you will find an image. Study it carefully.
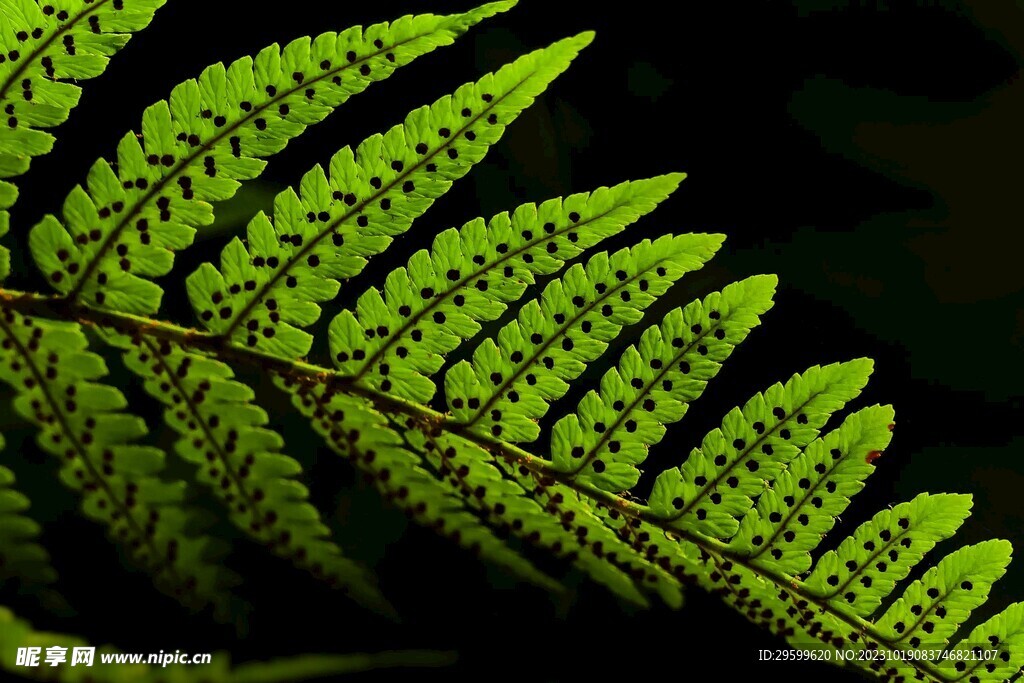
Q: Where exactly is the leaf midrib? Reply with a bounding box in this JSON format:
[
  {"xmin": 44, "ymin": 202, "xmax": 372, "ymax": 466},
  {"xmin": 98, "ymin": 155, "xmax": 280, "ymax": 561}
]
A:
[
  {"xmin": 460, "ymin": 255, "xmax": 678, "ymax": 431},
  {"xmin": 0, "ymin": 312, "xmax": 183, "ymax": 590},
  {"xmin": 565, "ymin": 317, "xmax": 719, "ymax": 476},
  {"xmin": 0, "ymin": 0, "xmax": 112, "ymax": 105},
  {"xmin": 0, "ymin": 288, "xmax": 962, "ymax": 681},
  {"xmin": 64, "ymin": 32, "xmax": 436, "ymax": 306},
  {"xmin": 352, "ymin": 203, "xmax": 623, "ymax": 382},
  {"xmin": 671, "ymin": 391, "xmax": 822, "ymax": 521},
  {"xmin": 219, "ymin": 75, "xmax": 529, "ymax": 342}
]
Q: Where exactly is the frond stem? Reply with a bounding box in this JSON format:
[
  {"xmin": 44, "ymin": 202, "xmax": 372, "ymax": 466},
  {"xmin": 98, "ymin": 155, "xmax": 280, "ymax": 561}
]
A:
[{"xmin": 0, "ymin": 287, "xmax": 954, "ymax": 680}]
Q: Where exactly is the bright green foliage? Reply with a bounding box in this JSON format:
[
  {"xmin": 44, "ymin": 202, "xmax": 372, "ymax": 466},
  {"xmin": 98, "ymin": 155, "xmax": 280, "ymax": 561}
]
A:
[
  {"xmin": 938, "ymin": 602, "xmax": 1024, "ymax": 682},
  {"xmin": 187, "ymin": 32, "xmax": 591, "ymax": 358},
  {"xmin": 729, "ymin": 404, "xmax": 895, "ymax": 574},
  {"xmin": 0, "ymin": 606, "xmax": 454, "ymax": 682},
  {"xmin": 445, "ymin": 234, "xmax": 724, "ymax": 443},
  {"xmin": 108, "ymin": 333, "xmax": 391, "ymax": 615},
  {"xmin": 30, "ymin": 3, "xmax": 511, "ymax": 314},
  {"xmin": 0, "ymin": 0, "xmax": 165, "ymax": 177},
  {"xmin": 0, "ymin": 0, "xmax": 165, "ymax": 284},
  {"xmin": 648, "ymin": 359, "xmax": 873, "ymax": 538},
  {"xmin": 805, "ymin": 493, "xmax": 973, "ymax": 616},
  {"xmin": 0, "ymin": 3, "xmax": 1020, "ymax": 681},
  {"xmin": 0, "ymin": 462, "xmax": 56, "ymax": 586},
  {"xmin": 875, "ymin": 540, "xmax": 1011, "ymax": 645},
  {"xmin": 0, "ymin": 308, "xmax": 233, "ymax": 617},
  {"xmin": 329, "ymin": 175, "xmax": 685, "ymax": 403},
  {"xmin": 551, "ymin": 275, "xmax": 776, "ymax": 492},
  {"xmin": 284, "ymin": 379, "xmax": 561, "ymax": 591}
]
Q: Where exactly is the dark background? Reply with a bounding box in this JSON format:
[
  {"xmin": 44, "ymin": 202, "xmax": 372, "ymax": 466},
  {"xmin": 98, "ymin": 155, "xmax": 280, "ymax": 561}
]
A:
[{"xmin": 1, "ymin": 0, "xmax": 1022, "ymax": 680}]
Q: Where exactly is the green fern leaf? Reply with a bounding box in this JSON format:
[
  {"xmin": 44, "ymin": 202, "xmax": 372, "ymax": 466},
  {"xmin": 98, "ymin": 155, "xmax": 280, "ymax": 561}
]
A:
[
  {"xmin": 0, "ymin": 0, "xmax": 165, "ymax": 284},
  {"xmin": 0, "ymin": 0, "xmax": 165, "ymax": 173},
  {"xmin": 286, "ymin": 380, "xmax": 561, "ymax": 591},
  {"xmin": 648, "ymin": 358, "xmax": 874, "ymax": 538},
  {"xmin": 29, "ymin": 2, "xmax": 511, "ymax": 314},
  {"xmin": 804, "ymin": 492, "xmax": 973, "ymax": 617},
  {"xmin": 729, "ymin": 404, "xmax": 895, "ymax": 574},
  {"xmin": 502, "ymin": 459, "xmax": 685, "ymax": 607},
  {"xmin": 695, "ymin": 553, "xmax": 855, "ymax": 650},
  {"xmin": 550, "ymin": 274, "xmax": 777, "ymax": 492},
  {"xmin": 0, "ymin": 308, "xmax": 234, "ymax": 616},
  {"xmin": 423, "ymin": 430, "xmax": 678, "ymax": 606},
  {"xmin": 445, "ymin": 233, "xmax": 724, "ymax": 443},
  {"xmin": 0, "ymin": 462, "xmax": 56, "ymax": 586},
  {"xmin": 0, "ymin": 180, "xmax": 13, "ymax": 280},
  {"xmin": 939, "ymin": 602, "xmax": 1024, "ymax": 682},
  {"xmin": 875, "ymin": 539, "xmax": 1011, "ymax": 645},
  {"xmin": 187, "ymin": 32, "xmax": 592, "ymax": 358},
  {"xmin": 110, "ymin": 333, "xmax": 392, "ymax": 616},
  {"xmin": 328, "ymin": 175, "xmax": 685, "ymax": 403}
]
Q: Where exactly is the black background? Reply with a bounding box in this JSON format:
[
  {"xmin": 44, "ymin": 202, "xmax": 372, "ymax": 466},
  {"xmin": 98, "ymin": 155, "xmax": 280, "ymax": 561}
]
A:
[{"xmin": 2, "ymin": 0, "xmax": 1022, "ymax": 681}]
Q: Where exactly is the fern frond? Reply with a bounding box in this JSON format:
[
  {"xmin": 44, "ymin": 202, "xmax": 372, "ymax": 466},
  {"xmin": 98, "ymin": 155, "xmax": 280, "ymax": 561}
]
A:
[
  {"xmin": 875, "ymin": 539, "xmax": 1011, "ymax": 645},
  {"xmin": 329, "ymin": 175, "xmax": 685, "ymax": 403},
  {"xmin": 729, "ymin": 404, "xmax": 895, "ymax": 574},
  {"xmin": 0, "ymin": 0, "xmax": 165, "ymax": 174},
  {"xmin": 804, "ymin": 492, "xmax": 973, "ymax": 617},
  {"xmin": 187, "ymin": 32, "xmax": 593, "ymax": 358},
  {"xmin": 29, "ymin": 2, "xmax": 511, "ymax": 314},
  {"xmin": 0, "ymin": 605, "xmax": 455, "ymax": 682},
  {"xmin": 939, "ymin": 602, "xmax": 1024, "ymax": 681},
  {"xmin": 500, "ymin": 458, "xmax": 685, "ymax": 607},
  {"xmin": 285, "ymin": 379, "xmax": 562, "ymax": 592},
  {"xmin": 0, "ymin": 0, "xmax": 166, "ymax": 274},
  {"xmin": 445, "ymin": 233, "xmax": 724, "ymax": 443},
  {"xmin": 0, "ymin": 461, "xmax": 56, "ymax": 586},
  {"xmin": 423, "ymin": 430, "xmax": 677, "ymax": 606},
  {"xmin": 109, "ymin": 333, "xmax": 392, "ymax": 616},
  {"xmin": 648, "ymin": 358, "xmax": 874, "ymax": 539},
  {"xmin": 0, "ymin": 309, "xmax": 234, "ymax": 616},
  {"xmin": 550, "ymin": 275, "xmax": 777, "ymax": 492}
]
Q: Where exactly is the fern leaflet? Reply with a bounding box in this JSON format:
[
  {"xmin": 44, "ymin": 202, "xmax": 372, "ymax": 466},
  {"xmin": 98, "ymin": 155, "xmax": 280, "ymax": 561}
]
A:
[
  {"xmin": 0, "ymin": 307, "xmax": 234, "ymax": 617},
  {"xmin": 0, "ymin": 456, "xmax": 56, "ymax": 586},
  {"xmin": 285, "ymin": 380, "xmax": 562, "ymax": 592},
  {"xmin": 109, "ymin": 333, "xmax": 392, "ymax": 615},
  {"xmin": 0, "ymin": 0, "xmax": 165, "ymax": 284},
  {"xmin": 648, "ymin": 359, "xmax": 874, "ymax": 538},
  {"xmin": 187, "ymin": 31, "xmax": 593, "ymax": 358},
  {"xmin": 445, "ymin": 233, "xmax": 723, "ymax": 443},
  {"xmin": 550, "ymin": 274, "xmax": 777, "ymax": 492},
  {"xmin": 329, "ymin": 174, "xmax": 686, "ymax": 402},
  {"xmin": 29, "ymin": 2, "xmax": 511, "ymax": 314}
]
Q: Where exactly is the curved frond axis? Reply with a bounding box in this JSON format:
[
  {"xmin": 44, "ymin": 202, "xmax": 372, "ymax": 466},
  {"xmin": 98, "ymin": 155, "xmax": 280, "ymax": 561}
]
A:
[
  {"xmin": 284, "ymin": 379, "xmax": 562, "ymax": 592},
  {"xmin": 29, "ymin": 2, "xmax": 513, "ymax": 314},
  {"xmin": 188, "ymin": 31, "xmax": 594, "ymax": 358}
]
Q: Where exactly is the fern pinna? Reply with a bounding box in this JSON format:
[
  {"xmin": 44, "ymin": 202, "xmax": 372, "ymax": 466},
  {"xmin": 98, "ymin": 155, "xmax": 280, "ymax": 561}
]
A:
[{"xmin": 0, "ymin": 1, "xmax": 1018, "ymax": 681}]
